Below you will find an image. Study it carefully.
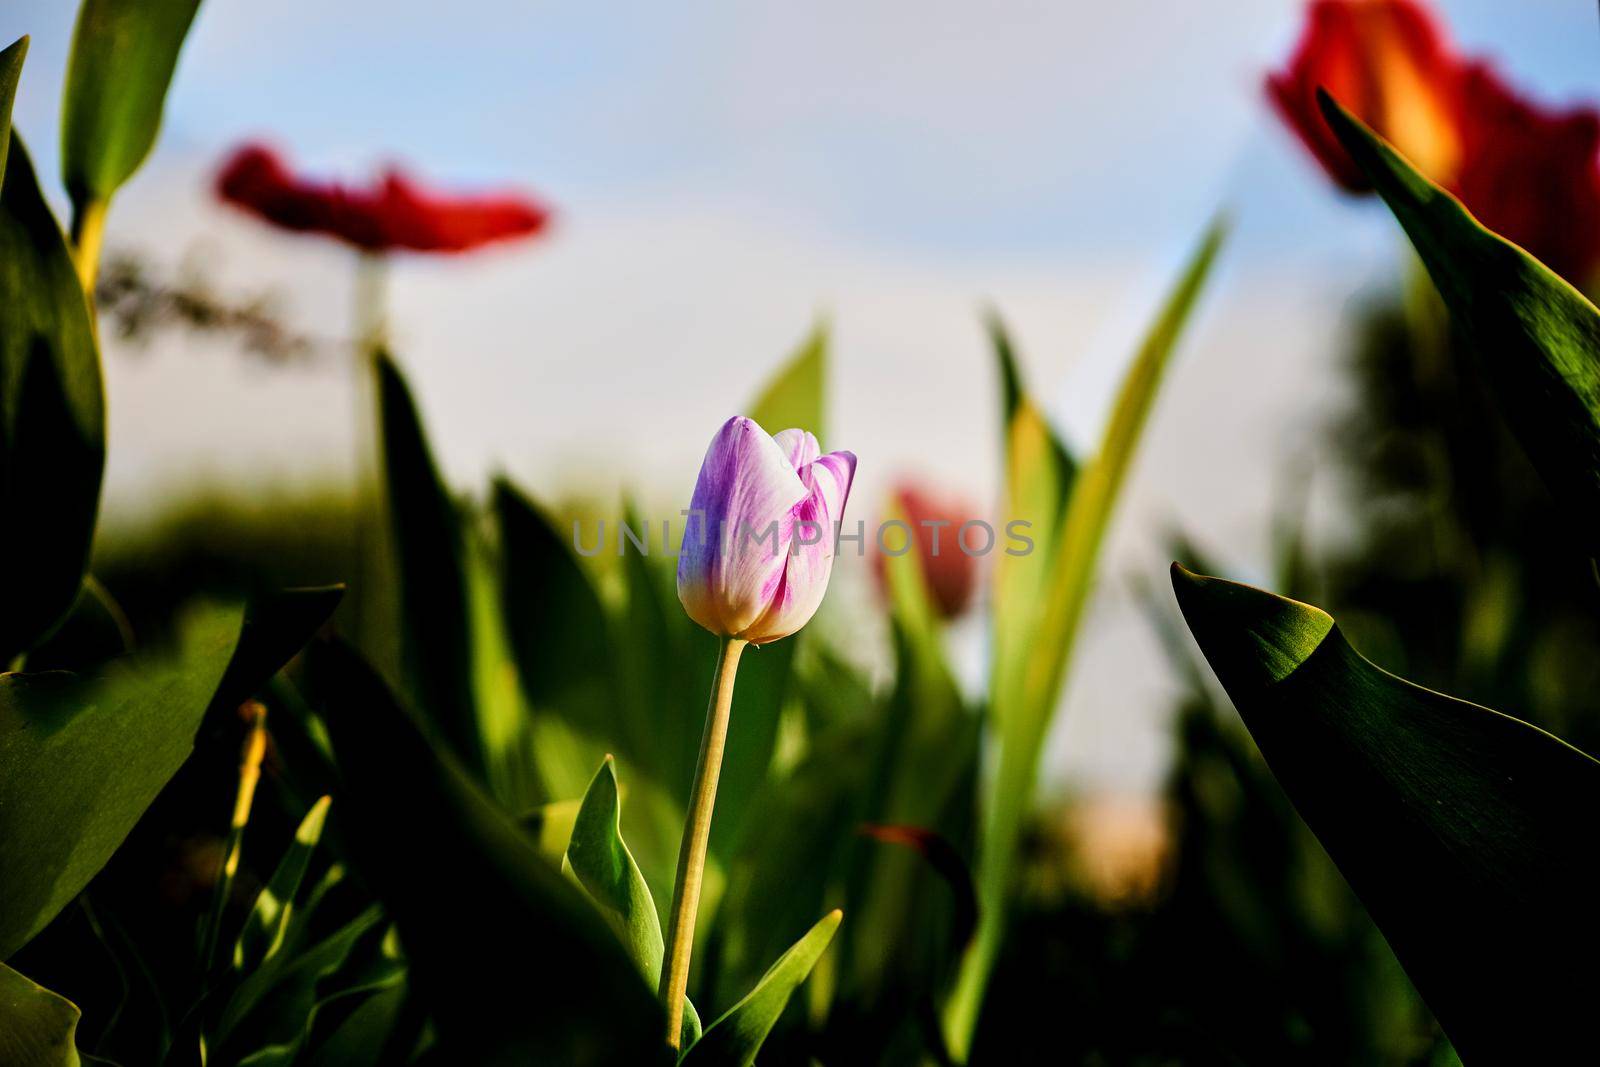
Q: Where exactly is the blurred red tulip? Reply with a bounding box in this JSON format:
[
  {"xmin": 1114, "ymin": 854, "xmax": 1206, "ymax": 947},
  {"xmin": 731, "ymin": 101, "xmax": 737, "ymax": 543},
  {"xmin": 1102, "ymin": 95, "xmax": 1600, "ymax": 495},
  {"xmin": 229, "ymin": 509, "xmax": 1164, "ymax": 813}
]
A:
[
  {"xmin": 876, "ymin": 483, "xmax": 979, "ymax": 621},
  {"xmin": 1456, "ymin": 64, "xmax": 1600, "ymax": 291},
  {"xmin": 215, "ymin": 143, "xmax": 551, "ymax": 254},
  {"xmin": 1269, "ymin": 1, "xmax": 1600, "ymax": 289},
  {"xmin": 1266, "ymin": 0, "xmax": 1465, "ymax": 191}
]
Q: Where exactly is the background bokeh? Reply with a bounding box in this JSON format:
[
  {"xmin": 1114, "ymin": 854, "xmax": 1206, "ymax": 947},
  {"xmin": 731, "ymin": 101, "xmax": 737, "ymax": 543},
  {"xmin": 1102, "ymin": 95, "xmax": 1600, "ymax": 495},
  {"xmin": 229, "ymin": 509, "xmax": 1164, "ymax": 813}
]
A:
[{"xmin": 2, "ymin": 0, "xmax": 1595, "ymax": 797}]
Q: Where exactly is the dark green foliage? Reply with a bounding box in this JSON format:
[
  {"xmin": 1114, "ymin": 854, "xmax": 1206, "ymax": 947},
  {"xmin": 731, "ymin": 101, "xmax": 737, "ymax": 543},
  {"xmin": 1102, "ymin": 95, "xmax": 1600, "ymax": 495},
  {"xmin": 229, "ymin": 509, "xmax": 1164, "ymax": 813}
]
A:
[
  {"xmin": 307, "ymin": 638, "xmax": 671, "ymax": 1066},
  {"xmin": 0, "ymin": 136, "xmax": 105, "ymax": 662}
]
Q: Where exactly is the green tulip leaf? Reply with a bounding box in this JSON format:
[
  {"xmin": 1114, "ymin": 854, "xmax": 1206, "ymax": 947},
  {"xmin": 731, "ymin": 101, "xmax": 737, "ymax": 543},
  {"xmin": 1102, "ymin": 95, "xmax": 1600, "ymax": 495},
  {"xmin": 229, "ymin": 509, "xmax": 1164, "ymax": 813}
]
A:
[
  {"xmin": 848, "ymin": 500, "xmax": 981, "ymax": 1003},
  {"xmin": 233, "ymin": 795, "xmax": 333, "ymax": 974},
  {"xmin": 210, "ymin": 585, "xmax": 344, "ymax": 718},
  {"xmin": 61, "ymin": 0, "xmax": 202, "ymax": 210},
  {"xmin": 948, "ymin": 218, "xmax": 1225, "ymax": 1054},
  {"xmin": 0, "ymin": 962, "xmax": 81, "ymax": 1066},
  {"xmin": 377, "ymin": 351, "xmax": 483, "ymax": 777},
  {"xmin": 494, "ymin": 478, "xmax": 617, "ymax": 794},
  {"xmin": 565, "ymin": 757, "xmax": 701, "ymax": 1046},
  {"xmin": 0, "ymin": 603, "xmax": 242, "ymax": 959},
  {"xmin": 301, "ymin": 978, "xmax": 408, "ymax": 1067},
  {"xmin": 462, "ymin": 512, "xmax": 542, "ymax": 811},
  {"xmin": 524, "ymin": 796, "xmax": 583, "ymax": 861},
  {"xmin": 748, "ymin": 320, "xmax": 827, "ymax": 445},
  {"xmin": 0, "ymin": 135, "xmax": 105, "ymax": 664},
  {"xmin": 1320, "ymin": 91, "xmax": 1600, "ymax": 554},
  {"xmin": 0, "ymin": 36, "xmax": 24, "ymax": 178},
  {"xmin": 307, "ymin": 638, "xmax": 670, "ymax": 1065},
  {"xmin": 680, "ymin": 909, "xmax": 841, "ymax": 1067},
  {"xmin": 1171, "ymin": 564, "xmax": 1600, "ymax": 1062},
  {"xmin": 615, "ymin": 497, "xmax": 702, "ymax": 800},
  {"xmin": 214, "ymin": 903, "xmax": 390, "ymax": 1059},
  {"xmin": 22, "ymin": 576, "xmax": 132, "ymax": 672}
]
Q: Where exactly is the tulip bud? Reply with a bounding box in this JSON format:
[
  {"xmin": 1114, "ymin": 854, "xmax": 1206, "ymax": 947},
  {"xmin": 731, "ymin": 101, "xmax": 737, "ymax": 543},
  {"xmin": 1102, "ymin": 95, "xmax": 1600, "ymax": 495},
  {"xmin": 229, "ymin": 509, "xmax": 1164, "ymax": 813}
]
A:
[
  {"xmin": 677, "ymin": 416, "xmax": 856, "ymax": 645},
  {"xmin": 1266, "ymin": 0, "xmax": 1464, "ymax": 192}
]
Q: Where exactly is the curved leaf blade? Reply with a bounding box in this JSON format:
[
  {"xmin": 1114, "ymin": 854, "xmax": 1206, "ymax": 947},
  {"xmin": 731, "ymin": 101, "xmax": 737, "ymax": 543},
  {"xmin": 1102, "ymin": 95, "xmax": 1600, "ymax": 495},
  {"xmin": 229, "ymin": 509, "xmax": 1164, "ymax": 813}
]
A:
[
  {"xmin": 0, "ymin": 36, "xmax": 24, "ymax": 178},
  {"xmin": 307, "ymin": 638, "xmax": 669, "ymax": 1065},
  {"xmin": 210, "ymin": 585, "xmax": 344, "ymax": 717},
  {"xmin": 566, "ymin": 757, "xmax": 701, "ymax": 1046},
  {"xmin": 60, "ymin": 0, "xmax": 202, "ymax": 208},
  {"xmin": 494, "ymin": 477, "xmax": 616, "ymax": 796},
  {"xmin": 1171, "ymin": 564, "xmax": 1600, "ymax": 1062},
  {"xmin": 0, "ymin": 962, "xmax": 81, "ymax": 1066},
  {"xmin": 0, "ymin": 137, "xmax": 105, "ymax": 663},
  {"xmin": 948, "ymin": 218, "xmax": 1225, "ymax": 1054},
  {"xmin": 1320, "ymin": 91, "xmax": 1600, "ymax": 554},
  {"xmin": 748, "ymin": 321, "xmax": 827, "ymax": 444},
  {"xmin": 377, "ymin": 351, "xmax": 482, "ymax": 777},
  {"xmin": 233, "ymin": 795, "xmax": 333, "ymax": 974},
  {"xmin": 0, "ymin": 604, "xmax": 241, "ymax": 958},
  {"xmin": 680, "ymin": 909, "xmax": 841, "ymax": 1067}
]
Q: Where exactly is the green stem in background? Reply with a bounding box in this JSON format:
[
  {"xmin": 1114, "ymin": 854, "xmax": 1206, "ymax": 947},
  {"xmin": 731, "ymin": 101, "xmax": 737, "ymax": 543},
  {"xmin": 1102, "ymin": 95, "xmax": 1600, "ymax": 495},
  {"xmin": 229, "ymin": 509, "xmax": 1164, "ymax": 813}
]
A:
[
  {"xmin": 350, "ymin": 252, "xmax": 396, "ymax": 676},
  {"xmin": 69, "ymin": 196, "xmax": 108, "ymax": 298},
  {"xmin": 200, "ymin": 701, "xmax": 269, "ymax": 973},
  {"xmin": 659, "ymin": 636, "xmax": 747, "ymax": 1049},
  {"xmin": 354, "ymin": 251, "xmax": 389, "ymax": 353}
]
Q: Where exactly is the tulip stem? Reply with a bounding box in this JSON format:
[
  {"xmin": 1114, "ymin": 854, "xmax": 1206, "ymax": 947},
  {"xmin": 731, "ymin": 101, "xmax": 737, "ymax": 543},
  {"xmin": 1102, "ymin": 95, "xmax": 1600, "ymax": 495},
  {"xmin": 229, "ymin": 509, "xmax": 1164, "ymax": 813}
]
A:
[
  {"xmin": 660, "ymin": 635, "xmax": 747, "ymax": 1049},
  {"xmin": 69, "ymin": 196, "xmax": 108, "ymax": 298}
]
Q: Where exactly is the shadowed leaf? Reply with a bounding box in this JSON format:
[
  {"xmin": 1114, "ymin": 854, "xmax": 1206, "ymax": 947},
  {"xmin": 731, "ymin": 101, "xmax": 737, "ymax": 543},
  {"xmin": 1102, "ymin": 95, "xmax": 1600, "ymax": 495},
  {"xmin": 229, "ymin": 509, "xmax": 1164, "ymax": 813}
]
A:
[
  {"xmin": 1172, "ymin": 564, "xmax": 1600, "ymax": 1062},
  {"xmin": 233, "ymin": 796, "xmax": 334, "ymax": 974},
  {"xmin": 1320, "ymin": 90, "xmax": 1600, "ymax": 555},
  {"xmin": 0, "ymin": 604, "xmax": 241, "ymax": 958},
  {"xmin": 209, "ymin": 585, "xmax": 344, "ymax": 716},
  {"xmin": 0, "ymin": 137, "xmax": 104, "ymax": 662},
  {"xmin": 307, "ymin": 638, "xmax": 669, "ymax": 1065},
  {"xmin": 377, "ymin": 351, "xmax": 482, "ymax": 777},
  {"xmin": 0, "ymin": 962, "xmax": 81, "ymax": 1066}
]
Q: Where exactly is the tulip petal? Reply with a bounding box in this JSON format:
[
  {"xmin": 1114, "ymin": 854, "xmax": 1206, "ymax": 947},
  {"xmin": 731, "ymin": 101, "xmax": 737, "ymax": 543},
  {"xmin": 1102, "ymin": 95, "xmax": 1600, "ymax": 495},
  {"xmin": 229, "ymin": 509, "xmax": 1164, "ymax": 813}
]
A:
[
  {"xmin": 772, "ymin": 428, "xmax": 821, "ymax": 469},
  {"xmin": 744, "ymin": 449, "xmax": 857, "ymax": 644},
  {"xmin": 678, "ymin": 417, "xmax": 808, "ymax": 637}
]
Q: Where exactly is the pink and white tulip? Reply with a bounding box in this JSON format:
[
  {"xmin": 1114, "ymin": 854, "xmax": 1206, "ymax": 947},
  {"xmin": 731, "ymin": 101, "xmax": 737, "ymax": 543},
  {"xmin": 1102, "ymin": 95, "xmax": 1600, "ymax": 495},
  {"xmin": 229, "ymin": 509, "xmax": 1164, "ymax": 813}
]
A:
[{"xmin": 677, "ymin": 416, "xmax": 856, "ymax": 645}]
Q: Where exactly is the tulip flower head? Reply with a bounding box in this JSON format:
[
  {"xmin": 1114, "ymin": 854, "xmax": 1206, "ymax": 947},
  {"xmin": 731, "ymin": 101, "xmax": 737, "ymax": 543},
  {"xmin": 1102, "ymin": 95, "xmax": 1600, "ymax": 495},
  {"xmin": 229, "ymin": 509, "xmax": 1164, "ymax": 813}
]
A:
[
  {"xmin": 1266, "ymin": 0, "xmax": 1465, "ymax": 191},
  {"xmin": 215, "ymin": 143, "xmax": 550, "ymax": 254},
  {"xmin": 677, "ymin": 416, "xmax": 856, "ymax": 645},
  {"xmin": 1268, "ymin": 0, "xmax": 1600, "ymax": 290}
]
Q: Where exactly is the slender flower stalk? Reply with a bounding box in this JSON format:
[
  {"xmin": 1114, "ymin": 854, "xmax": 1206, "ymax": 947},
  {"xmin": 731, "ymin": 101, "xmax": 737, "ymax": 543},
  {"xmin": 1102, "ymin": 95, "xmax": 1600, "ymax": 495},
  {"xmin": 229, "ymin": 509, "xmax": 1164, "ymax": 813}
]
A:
[
  {"xmin": 659, "ymin": 636, "xmax": 746, "ymax": 1048},
  {"xmin": 659, "ymin": 416, "xmax": 855, "ymax": 1047}
]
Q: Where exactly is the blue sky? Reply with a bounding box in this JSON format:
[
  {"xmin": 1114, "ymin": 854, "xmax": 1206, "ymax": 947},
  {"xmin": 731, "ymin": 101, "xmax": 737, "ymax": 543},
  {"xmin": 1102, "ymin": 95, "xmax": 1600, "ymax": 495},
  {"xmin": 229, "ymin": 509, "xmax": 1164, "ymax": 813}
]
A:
[
  {"xmin": 3, "ymin": 0, "xmax": 1595, "ymax": 789},
  {"xmin": 4, "ymin": 1, "xmax": 1592, "ymax": 260}
]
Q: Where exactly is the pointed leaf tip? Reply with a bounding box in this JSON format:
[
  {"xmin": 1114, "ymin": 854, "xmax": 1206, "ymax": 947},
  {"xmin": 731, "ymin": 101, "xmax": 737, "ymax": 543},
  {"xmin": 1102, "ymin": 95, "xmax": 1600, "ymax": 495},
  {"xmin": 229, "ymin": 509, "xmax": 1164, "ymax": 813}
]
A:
[{"xmin": 1170, "ymin": 563, "xmax": 1332, "ymax": 693}]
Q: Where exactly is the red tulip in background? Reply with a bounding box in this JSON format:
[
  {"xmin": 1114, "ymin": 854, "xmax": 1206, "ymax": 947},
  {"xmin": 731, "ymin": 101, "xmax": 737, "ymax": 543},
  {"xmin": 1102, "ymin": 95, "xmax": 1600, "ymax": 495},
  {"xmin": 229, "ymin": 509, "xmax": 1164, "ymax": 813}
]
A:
[
  {"xmin": 1268, "ymin": 0, "xmax": 1600, "ymax": 289},
  {"xmin": 215, "ymin": 143, "xmax": 550, "ymax": 254},
  {"xmin": 1455, "ymin": 64, "xmax": 1600, "ymax": 289},
  {"xmin": 1267, "ymin": 0, "xmax": 1464, "ymax": 192},
  {"xmin": 875, "ymin": 483, "xmax": 980, "ymax": 620}
]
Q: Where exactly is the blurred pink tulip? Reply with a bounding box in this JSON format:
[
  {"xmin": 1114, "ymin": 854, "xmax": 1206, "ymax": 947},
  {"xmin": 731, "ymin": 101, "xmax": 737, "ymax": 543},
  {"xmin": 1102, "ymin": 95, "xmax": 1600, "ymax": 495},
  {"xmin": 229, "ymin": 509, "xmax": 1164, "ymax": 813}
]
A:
[{"xmin": 874, "ymin": 482, "xmax": 980, "ymax": 620}]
